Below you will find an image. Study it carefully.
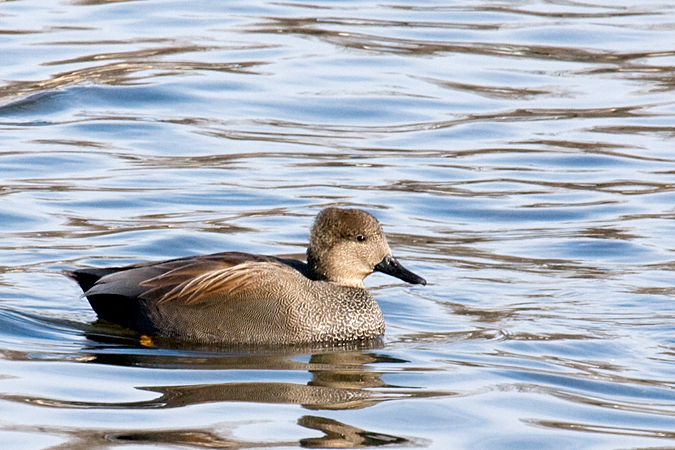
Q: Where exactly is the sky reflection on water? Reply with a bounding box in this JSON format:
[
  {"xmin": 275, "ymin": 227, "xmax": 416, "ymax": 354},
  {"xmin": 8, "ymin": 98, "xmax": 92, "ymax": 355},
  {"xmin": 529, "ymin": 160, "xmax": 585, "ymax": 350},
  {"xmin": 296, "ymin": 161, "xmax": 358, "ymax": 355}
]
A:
[{"xmin": 1, "ymin": 0, "xmax": 675, "ymax": 448}]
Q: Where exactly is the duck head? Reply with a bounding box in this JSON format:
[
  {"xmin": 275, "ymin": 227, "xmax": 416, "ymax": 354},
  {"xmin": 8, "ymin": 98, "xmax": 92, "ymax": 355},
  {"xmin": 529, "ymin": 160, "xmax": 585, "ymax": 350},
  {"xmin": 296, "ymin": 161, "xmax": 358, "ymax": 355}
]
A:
[{"xmin": 307, "ymin": 207, "xmax": 426, "ymax": 288}]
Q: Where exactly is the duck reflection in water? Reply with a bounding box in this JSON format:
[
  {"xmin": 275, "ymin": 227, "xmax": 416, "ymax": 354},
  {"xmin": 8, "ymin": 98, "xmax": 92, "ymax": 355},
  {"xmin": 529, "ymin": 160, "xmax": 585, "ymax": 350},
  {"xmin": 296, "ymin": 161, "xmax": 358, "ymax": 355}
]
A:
[
  {"xmin": 110, "ymin": 416, "xmax": 411, "ymax": 448},
  {"xmin": 0, "ymin": 415, "xmax": 413, "ymax": 449},
  {"xmin": 1, "ymin": 346, "xmax": 444, "ymax": 448}
]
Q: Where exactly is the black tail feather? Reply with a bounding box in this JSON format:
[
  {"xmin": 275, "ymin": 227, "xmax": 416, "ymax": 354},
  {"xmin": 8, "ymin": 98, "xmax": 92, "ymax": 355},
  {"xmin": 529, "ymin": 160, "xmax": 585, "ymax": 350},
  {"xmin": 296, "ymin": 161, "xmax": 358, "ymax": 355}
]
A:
[{"xmin": 65, "ymin": 268, "xmax": 122, "ymax": 292}]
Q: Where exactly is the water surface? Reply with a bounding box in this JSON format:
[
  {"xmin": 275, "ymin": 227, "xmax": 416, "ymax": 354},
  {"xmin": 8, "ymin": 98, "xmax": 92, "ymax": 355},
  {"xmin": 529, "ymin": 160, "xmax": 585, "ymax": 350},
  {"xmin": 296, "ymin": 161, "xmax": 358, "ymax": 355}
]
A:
[{"xmin": 2, "ymin": 0, "xmax": 675, "ymax": 448}]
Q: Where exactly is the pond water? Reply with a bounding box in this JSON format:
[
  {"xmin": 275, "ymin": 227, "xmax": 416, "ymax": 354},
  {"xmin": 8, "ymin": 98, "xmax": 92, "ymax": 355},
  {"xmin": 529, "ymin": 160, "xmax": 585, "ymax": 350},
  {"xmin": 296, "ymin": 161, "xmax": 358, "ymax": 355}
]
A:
[{"xmin": 2, "ymin": 0, "xmax": 675, "ymax": 448}]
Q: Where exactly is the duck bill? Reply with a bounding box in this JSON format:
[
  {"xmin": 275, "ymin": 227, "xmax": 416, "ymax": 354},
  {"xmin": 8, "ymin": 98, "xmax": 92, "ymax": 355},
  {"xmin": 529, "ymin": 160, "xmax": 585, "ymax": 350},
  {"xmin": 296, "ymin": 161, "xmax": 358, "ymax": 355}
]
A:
[{"xmin": 374, "ymin": 255, "xmax": 426, "ymax": 285}]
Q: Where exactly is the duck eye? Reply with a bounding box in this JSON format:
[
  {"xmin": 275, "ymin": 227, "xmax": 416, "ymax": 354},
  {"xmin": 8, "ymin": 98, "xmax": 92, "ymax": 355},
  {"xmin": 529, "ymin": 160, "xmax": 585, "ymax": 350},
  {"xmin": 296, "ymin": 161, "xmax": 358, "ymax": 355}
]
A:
[{"xmin": 356, "ymin": 234, "xmax": 366, "ymax": 242}]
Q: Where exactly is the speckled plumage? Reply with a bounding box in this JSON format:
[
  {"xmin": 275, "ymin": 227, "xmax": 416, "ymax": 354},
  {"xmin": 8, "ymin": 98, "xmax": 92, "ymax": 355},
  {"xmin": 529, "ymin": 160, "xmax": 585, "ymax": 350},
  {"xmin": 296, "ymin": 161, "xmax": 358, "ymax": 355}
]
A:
[{"xmin": 67, "ymin": 207, "xmax": 426, "ymax": 345}]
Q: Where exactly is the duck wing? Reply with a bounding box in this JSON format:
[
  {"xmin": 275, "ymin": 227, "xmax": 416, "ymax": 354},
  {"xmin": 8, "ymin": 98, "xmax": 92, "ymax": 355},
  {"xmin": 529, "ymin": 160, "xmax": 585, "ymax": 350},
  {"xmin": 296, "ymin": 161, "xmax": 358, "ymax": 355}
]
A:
[
  {"xmin": 78, "ymin": 252, "xmax": 302, "ymax": 304},
  {"xmin": 143, "ymin": 260, "xmax": 293, "ymax": 305}
]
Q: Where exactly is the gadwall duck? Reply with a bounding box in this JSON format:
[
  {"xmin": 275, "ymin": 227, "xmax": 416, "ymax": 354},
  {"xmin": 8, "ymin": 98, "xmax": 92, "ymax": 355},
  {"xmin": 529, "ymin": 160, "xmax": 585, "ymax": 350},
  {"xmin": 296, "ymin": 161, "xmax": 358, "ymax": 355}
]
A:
[{"xmin": 68, "ymin": 207, "xmax": 426, "ymax": 345}]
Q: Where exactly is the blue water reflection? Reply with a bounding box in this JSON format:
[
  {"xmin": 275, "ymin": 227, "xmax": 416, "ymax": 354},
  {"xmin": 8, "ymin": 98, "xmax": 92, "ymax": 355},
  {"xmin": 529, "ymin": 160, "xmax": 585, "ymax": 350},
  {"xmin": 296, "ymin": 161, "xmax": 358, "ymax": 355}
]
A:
[{"xmin": 2, "ymin": 0, "xmax": 675, "ymax": 448}]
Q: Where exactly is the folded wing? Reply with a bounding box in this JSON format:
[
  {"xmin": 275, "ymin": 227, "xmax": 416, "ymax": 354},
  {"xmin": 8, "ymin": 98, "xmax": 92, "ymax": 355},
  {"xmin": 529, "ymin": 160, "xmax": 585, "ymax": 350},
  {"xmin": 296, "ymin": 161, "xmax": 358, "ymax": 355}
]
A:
[{"xmin": 81, "ymin": 252, "xmax": 302, "ymax": 305}]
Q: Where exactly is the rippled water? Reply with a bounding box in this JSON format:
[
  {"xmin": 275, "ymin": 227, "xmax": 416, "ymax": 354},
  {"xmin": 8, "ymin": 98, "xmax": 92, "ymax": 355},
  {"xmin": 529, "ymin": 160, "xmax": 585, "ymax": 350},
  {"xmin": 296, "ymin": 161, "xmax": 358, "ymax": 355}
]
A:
[{"xmin": 2, "ymin": 0, "xmax": 675, "ymax": 448}]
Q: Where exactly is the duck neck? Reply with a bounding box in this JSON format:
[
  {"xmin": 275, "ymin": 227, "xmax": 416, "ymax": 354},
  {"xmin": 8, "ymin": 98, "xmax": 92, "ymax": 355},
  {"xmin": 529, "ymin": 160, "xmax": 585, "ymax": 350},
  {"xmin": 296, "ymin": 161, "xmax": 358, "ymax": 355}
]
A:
[
  {"xmin": 306, "ymin": 248, "xmax": 327, "ymax": 281},
  {"xmin": 306, "ymin": 249, "xmax": 366, "ymax": 288}
]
